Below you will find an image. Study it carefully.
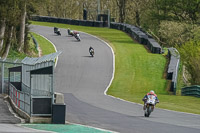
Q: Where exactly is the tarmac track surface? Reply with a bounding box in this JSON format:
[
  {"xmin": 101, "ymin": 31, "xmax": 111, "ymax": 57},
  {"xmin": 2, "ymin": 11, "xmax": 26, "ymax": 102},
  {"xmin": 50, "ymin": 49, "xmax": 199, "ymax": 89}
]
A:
[{"xmin": 31, "ymin": 25, "xmax": 200, "ymax": 133}]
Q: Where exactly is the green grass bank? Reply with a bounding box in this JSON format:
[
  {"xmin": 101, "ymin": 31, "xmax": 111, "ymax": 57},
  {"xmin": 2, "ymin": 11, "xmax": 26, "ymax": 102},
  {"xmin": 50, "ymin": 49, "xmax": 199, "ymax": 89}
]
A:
[
  {"xmin": 30, "ymin": 32, "xmax": 56, "ymax": 55},
  {"xmin": 30, "ymin": 21, "xmax": 200, "ymax": 114}
]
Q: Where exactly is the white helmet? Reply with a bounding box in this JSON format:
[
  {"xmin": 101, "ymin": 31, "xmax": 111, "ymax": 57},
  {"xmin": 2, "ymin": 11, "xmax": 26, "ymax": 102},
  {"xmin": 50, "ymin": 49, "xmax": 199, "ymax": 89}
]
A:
[{"xmin": 150, "ymin": 90, "xmax": 155, "ymax": 95}]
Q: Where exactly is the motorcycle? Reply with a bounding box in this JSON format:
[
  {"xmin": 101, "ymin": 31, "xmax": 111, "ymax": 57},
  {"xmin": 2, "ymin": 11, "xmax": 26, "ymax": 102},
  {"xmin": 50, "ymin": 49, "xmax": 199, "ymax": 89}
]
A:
[
  {"xmin": 89, "ymin": 49, "xmax": 94, "ymax": 57},
  {"xmin": 54, "ymin": 27, "xmax": 61, "ymax": 36},
  {"xmin": 144, "ymin": 95, "xmax": 158, "ymax": 117},
  {"xmin": 68, "ymin": 28, "xmax": 78, "ymax": 37},
  {"xmin": 68, "ymin": 28, "xmax": 74, "ymax": 36},
  {"xmin": 74, "ymin": 33, "xmax": 81, "ymax": 41}
]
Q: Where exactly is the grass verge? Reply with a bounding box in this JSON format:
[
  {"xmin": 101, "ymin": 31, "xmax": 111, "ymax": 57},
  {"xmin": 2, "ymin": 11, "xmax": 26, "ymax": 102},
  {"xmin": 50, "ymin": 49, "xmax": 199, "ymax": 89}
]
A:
[
  {"xmin": 30, "ymin": 21, "xmax": 200, "ymax": 114},
  {"xmin": 30, "ymin": 32, "xmax": 56, "ymax": 55}
]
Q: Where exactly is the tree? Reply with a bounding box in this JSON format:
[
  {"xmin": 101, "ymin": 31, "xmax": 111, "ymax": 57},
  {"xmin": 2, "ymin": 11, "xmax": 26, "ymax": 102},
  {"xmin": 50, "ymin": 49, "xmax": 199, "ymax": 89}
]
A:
[
  {"xmin": 177, "ymin": 39, "xmax": 200, "ymax": 85},
  {"xmin": 158, "ymin": 21, "xmax": 193, "ymax": 46},
  {"xmin": 18, "ymin": 0, "xmax": 27, "ymax": 52},
  {"xmin": 2, "ymin": 26, "xmax": 14, "ymax": 59},
  {"xmin": 1, "ymin": 0, "xmax": 20, "ymax": 59},
  {"xmin": 151, "ymin": 0, "xmax": 200, "ymax": 24},
  {"xmin": 0, "ymin": 0, "xmax": 8, "ymax": 52},
  {"xmin": 0, "ymin": 0, "xmax": 41, "ymax": 58},
  {"xmin": 116, "ymin": 0, "xmax": 127, "ymax": 23},
  {"xmin": 126, "ymin": 0, "xmax": 151, "ymax": 26},
  {"xmin": 0, "ymin": 19, "xmax": 6, "ymax": 52}
]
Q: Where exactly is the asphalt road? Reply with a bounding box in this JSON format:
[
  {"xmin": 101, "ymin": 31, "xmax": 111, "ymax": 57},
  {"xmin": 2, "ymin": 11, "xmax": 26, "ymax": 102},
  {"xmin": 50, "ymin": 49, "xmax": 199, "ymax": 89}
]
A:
[
  {"xmin": 0, "ymin": 95, "xmax": 21, "ymax": 124},
  {"xmin": 31, "ymin": 25, "xmax": 200, "ymax": 133}
]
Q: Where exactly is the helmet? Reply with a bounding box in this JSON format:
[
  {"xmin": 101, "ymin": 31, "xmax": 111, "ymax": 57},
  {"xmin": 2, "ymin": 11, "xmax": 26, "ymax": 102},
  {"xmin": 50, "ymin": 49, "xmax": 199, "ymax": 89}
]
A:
[{"xmin": 150, "ymin": 90, "xmax": 155, "ymax": 95}]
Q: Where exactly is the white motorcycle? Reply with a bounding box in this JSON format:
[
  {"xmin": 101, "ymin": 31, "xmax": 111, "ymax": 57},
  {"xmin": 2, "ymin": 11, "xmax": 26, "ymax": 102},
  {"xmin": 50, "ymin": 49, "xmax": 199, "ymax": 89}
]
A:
[
  {"xmin": 74, "ymin": 33, "xmax": 81, "ymax": 41},
  {"xmin": 144, "ymin": 95, "xmax": 158, "ymax": 117}
]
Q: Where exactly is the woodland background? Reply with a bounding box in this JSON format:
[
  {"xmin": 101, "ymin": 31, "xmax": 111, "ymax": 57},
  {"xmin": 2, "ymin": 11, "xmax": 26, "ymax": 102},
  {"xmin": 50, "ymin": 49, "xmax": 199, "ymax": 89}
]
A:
[{"xmin": 0, "ymin": 0, "xmax": 200, "ymax": 85}]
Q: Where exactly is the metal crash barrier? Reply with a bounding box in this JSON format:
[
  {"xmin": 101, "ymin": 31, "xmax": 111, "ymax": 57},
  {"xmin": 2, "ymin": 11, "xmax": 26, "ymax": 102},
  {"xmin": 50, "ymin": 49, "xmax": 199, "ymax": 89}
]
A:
[{"xmin": 182, "ymin": 85, "xmax": 200, "ymax": 97}]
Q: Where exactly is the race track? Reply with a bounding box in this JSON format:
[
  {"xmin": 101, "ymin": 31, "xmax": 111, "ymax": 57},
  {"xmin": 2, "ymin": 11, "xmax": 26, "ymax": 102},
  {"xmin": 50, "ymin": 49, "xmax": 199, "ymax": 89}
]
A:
[{"xmin": 31, "ymin": 25, "xmax": 200, "ymax": 133}]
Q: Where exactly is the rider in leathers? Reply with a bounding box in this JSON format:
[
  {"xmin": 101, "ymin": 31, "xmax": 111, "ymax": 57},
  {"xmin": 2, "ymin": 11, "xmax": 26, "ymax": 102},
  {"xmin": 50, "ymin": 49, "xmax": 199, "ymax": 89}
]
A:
[{"xmin": 142, "ymin": 90, "xmax": 159, "ymax": 110}]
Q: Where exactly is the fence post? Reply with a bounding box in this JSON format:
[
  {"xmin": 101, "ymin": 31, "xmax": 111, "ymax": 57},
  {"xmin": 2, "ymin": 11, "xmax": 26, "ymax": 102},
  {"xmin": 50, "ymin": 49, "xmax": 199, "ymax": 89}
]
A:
[
  {"xmin": 108, "ymin": 9, "xmax": 110, "ymax": 28},
  {"xmin": 1, "ymin": 62, "xmax": 4, "ymax": 93},
  {"xmin": 24, "ymin": 92, "xmax": 25, "ymax": 111}
]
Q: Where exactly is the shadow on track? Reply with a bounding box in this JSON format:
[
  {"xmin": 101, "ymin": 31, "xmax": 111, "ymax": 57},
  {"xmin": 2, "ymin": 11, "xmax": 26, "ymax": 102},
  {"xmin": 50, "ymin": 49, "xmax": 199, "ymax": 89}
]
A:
[{"xmin": 82, "ymin": 56, "xmax": 93, "ymax": 58}]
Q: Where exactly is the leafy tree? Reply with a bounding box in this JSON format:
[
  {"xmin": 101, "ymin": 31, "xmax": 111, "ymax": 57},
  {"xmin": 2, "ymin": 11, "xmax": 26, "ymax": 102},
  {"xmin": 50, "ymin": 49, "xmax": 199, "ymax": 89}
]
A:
[
  {"xmin": 151, "ymin": 0, "xmax": 200, "ymax": 24},
  {"xmin": 115, "ymin": 0, "xmax": 127, "ymax": 23},
  {"xmin": 1, "ymin": 0, "xmax": 20, "ymax": 58},
  {"xmin": 158, "ymin": 21, "xmax": 193, "ymax": 46},
  {"xmin": 126, "ymin": 0, "xmax": 150, "ymax": 26},
  {"xmin": 18, "ymin": 0, "xmax": 27, "ymax": 53},
  {"xmin": 0, "ymin": 0, "xmax": 10, "ymax": 52},
  {"xmin": 177, "ymin": 39, "xmax": 200, "ymax": 85},
  {"xmin": 0, "ymin": 0, "xmax": 41, "ymax": 58}
]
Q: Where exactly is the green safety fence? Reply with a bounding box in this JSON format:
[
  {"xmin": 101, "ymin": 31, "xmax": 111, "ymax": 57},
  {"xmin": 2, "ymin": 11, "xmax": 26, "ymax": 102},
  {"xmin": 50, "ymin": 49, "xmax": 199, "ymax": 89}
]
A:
[{"xmin": 181, "ymin": 85, "xmax": 200, "ymax": 97}]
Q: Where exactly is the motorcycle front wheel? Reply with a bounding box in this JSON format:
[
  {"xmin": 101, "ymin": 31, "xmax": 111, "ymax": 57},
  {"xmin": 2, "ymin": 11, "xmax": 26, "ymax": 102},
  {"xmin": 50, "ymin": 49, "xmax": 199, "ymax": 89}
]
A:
[
  {"xmin": 147, "ymin": 106, "xmax": 152, "ymax": 117},
  {"xmin": 144, "ymin": 105, "xmax": 151, "ymax": 117},
  {"xmin": 144, "ymin": 109, "xmax": 149, "ymax": 117}
]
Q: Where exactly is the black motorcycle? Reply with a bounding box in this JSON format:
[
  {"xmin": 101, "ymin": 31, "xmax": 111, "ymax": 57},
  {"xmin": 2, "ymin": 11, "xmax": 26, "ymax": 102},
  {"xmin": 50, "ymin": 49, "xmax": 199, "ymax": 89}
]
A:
[
  {"xmin": 54, "ymin": 27, "xmax": 61, "ymax": 36},
  {"xmin": 89, "ymin": 48, "xmax": 94, "ymax": 57}
]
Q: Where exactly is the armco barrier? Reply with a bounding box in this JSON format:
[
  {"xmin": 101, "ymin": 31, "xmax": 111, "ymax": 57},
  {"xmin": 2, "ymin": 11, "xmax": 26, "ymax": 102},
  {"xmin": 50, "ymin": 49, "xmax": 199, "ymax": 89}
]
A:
[
  {"xmin": 78, "ymin": 20, "xmax": 87, "ymax": 26},
  {"xmin": 57, "ymin": 18, "xmax": 70, "ymax": 24},
  {"xmin": 86, "ymin": 20, "xmax": 94, "ymax": 27},
  {"xmin": 94, "ymin": 21, "xmax": 103, "ymax": 27},
  {"xmin": 31, "ymin": 34, "xmax": 39, "ymax": 51},
  {"xmin": 31, "ymin": 15, "xmax": 102, "ymax": 27},
  {"xmin": 167, "ymin": 48, "xmax": 180, "ymax": 94},
  {"xmin": 110, "ymin": 22, "xmax": 120, "ymax": 30},
  {"xmin": 110, "ymin": 22, "xmax": 162, "ymax": 54},
  {"xmin": 182, "ymin": 85, "xmax": 200, "ymax": 97},
  {"xmin": 71, "ymin": 19, "xmax": 80, "ymax": 25},
  {"xmin": 147, "ymin": 38, "xmax": 162, "ymax": 54}
]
